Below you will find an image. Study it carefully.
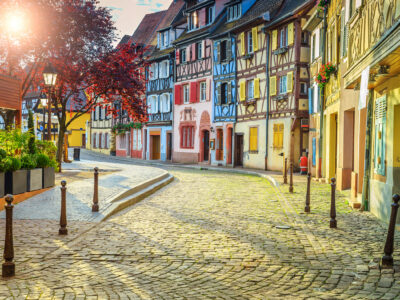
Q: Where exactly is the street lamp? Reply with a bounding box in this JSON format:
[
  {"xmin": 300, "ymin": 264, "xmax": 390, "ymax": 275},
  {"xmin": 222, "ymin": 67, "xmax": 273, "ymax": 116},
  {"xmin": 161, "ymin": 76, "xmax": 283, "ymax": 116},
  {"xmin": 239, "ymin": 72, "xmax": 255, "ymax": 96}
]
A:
[
  {"xmin": 42, "ymin": 63, "xmax": 57, "ymax": 141},
  {"xmin": 40, "ymin": 92, "xmax": 47, "ymax": 141}
]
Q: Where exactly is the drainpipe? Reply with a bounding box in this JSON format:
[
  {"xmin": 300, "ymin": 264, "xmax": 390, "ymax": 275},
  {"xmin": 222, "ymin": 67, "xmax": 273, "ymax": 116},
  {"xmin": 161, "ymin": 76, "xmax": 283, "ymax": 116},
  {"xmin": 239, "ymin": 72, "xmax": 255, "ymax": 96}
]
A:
[
  {"xmin": 265, "ymin": 32, "xmax": 270, "ymax": 171},
  {"xmin": 362, "ymin": 89, "xmax": 373, "ymax": 211},
  {"xmin": 318, "ymin": 9, "xmax": 327, "ymax": 178}
]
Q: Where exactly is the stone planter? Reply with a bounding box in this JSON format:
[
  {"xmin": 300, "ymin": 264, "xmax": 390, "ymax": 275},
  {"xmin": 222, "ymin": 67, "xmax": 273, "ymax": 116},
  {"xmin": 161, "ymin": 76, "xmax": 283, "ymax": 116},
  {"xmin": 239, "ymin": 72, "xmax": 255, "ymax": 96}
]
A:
[
  {"xmin": 0, "ymin": 172, "xmax": 4, "ymax": 198},
  {"xmin": 42, "ymin": 167, "xmax": 55, "ymax": 189},
  {"xmin": 27, "ymin": 168, "xmax": 43, "ymax": 192},
  {"xmin": 5, "ymin": 169, "xmax": 28, "ymax": 195}
]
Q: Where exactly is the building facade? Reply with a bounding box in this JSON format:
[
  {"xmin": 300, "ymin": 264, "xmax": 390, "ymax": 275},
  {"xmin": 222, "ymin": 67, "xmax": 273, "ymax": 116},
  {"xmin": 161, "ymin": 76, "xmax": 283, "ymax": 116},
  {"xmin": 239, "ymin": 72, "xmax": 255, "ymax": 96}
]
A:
[{"xmin": 90, "ymin": 103, "xmax": 112, "ymax": 155}]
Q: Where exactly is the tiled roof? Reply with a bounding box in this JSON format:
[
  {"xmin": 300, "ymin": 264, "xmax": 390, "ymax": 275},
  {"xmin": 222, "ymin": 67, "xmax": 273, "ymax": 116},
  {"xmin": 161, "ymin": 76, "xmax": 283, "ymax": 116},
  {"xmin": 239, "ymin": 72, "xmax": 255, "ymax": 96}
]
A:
[
  {"xmin": 210, "ymin": 0, "xmax": 284, "ymax": 38},
  {"xmin": 156, "ymin": 0, "xmax": 185, "ymax": 32},
  {"xmin": 130, "ymin": 10, "xmax": 167, "ymax": 46},
  {"xmin": 264, "ymin": 0, "xmax": 314, "ymax": 28},
  {"xmin": 118, "ymin": 35, "xmax": 131, "ymax": 46},
  {"xmin": 173, "ymin": 25, "xmax": 213, "ymax": 46}
]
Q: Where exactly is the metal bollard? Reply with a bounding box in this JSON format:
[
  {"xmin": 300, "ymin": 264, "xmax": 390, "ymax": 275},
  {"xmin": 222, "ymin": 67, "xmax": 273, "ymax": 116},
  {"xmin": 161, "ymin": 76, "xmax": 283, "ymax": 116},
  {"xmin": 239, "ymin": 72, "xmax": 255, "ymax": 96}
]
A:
[
  {"xmin": 330, "ymin": 178, "xmax": 337, "ymax": 228},
  {"xmin": 305, "ymin": 173, "xmax": 311, "ymax": 213},
  {"xmin": 92, "ymin": 167, "xmax": 99, "ymax": 212},
  {"xmin": 59, "ymin": 181, "xmax": 68, "ymax": 235},
  {"xmin": 381, "ymin": 194, "xmax": 400, "ymax": 268},
  {"xmin": 289, "ymin": 161, "xmax": 294, "ymax": 193},
  {"xmin": 2, "ymin": 195, "xmax": 15, "ymax": 277},
  {"xmin": 284, "ymin": 158, "xmax": 288, "ymax": 184}
]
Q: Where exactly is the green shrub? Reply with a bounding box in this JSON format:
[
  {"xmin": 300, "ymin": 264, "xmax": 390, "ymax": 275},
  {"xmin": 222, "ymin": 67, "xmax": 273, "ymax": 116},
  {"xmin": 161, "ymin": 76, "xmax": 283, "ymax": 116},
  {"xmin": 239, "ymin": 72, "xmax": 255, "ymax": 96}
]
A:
[
  {"xmin": 35, "ymin": 140, "xmax": 57, "ymax": 160},
  {"xmin": 0, "ymin": 148, "xmax": 6, "ymax": 160},
  {"xmin": 28, "ymin": 110, "xmax": 36, "ymax": 154},
  {"xmin": 35, "ymin": 153, "xmax": 51, "ymax": 168},
  {"xmin": 21, "ymin": 154, "xmax": 36, "ymax": 170},
  {"xmin": 4, "ymin": 157, "xmax": 22, "ymax": 172}
]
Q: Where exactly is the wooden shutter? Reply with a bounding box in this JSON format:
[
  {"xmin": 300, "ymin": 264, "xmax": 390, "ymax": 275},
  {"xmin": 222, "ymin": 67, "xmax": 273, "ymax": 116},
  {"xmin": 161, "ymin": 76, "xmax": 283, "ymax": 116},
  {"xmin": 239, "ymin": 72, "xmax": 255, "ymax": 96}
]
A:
[
  {"xmin": 217, "ymin": 42, "xmax": 221, "ymax": 63},
  {"xmin": 288, "ymin": 23, "xmax": 294, "ymax": 45},
  {"xmin": 240, "ymin": 32, "xmax": 245, "ymax": 55},
  {"xmin": 272, "ymin": 30, "xmax": 278, "ymax": 50},
  {"xmin": 374, "ymin": 96, "xmax": 387, "ymax": 176},
  {"xmin": 217, "ymin": 84, "xmax": 221, "ymax": 105},
  {"xmin": 308, "ymin": 87, "xmax": 313, "ymax": 114},
  {"xmin": 176, "ymin": 50, "xmax": 180, "ymax": 64},
  {"xmin": 249, "ymin": 127, "xmax": 258, "ymax": 151},
  {"xmin": 287, "ymin": 72, "xmax": 293, "ymax": 93},
  {"xmin": 174, "ymin": 85, "xmax": 182, "ymax": 105},
  {"xmin": 227, "ymin": 39, "xmax": 232, "ymax": 60},
  {"xmin": 312, "ymin": 137, "xmax": 316, "ymax": 166},
  {"xmin": 202, "ymin": 40, "xmax": 206, "ymax": 58},
  {"xmin": 254, "ymin": 78, "xmax": 260, "ymax": 98},
  {"xmin": 252, "ymin": 27, "xmax": 258, "ymax": 51},
  {"xmin": 273, "ymin": 124, "xmax": 283, "ymax": 148},
  {"xmin": 270, "ymin": 76, "xmax": 277, "ymax": 96},
  {"xmin": 190, "ymin": 82, "xmax": 198, "ymax": 103},
  {"xmin": 228, "ymin": 82, "xmax": 232, "ymax": 103},
  {"xmin": 240, "ymin": 80, "xmax": 246, "ymax": 101}
]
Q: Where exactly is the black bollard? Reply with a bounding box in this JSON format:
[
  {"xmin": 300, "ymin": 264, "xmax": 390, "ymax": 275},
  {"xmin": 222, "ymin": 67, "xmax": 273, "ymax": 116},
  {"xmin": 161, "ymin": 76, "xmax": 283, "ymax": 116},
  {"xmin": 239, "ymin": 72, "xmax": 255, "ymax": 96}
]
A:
[
  {"xmin": 330, "ymin": 178, "xmax": 337, "ymax": 228},
  {"xmin": 381, "ymin": 194, "xmax": 400, "ymax": 268},
  {"xmin": 2, "ymin": 195, "xmax": 15, "ymax": 277},
  {"xmin": 92, "ymin": 167, "xmax": 99, "ymax": 212},
  {"xmin": 305, "ymin": 173, "xmax": 311, "ymax": 213},
  {"xmin": 59, "ymin": 181, "xmax": 68, "ymax": 235},
  {"xmin": 289, "ymin": 161, "xmax": 294, "ymax": 193}
]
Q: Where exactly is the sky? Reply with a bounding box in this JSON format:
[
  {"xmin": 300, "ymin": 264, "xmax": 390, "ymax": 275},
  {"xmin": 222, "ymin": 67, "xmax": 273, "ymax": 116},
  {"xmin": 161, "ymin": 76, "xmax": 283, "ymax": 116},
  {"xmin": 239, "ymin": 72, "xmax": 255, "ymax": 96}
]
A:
[{"xmin": 99, "ymin": 0, "xmax": 171, "ymax": 42}]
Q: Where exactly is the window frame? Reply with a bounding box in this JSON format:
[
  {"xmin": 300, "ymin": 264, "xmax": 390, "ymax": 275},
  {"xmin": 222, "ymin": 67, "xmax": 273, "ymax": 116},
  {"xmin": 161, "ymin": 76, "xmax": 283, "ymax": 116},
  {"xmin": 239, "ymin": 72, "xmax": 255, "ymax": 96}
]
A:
[
  {"xmin": 247, "ymin": 80, "xmax": 254, "ymax": 100},
  {"xmin": 280, "ymin": 27, "xmax": 288, "ymax": 48},
  {"xmin": 279, "ymin": 75, "xmax": 288, "ymax": 94},
  {"xmin": 183, "ymin": 84, "xmax": 190, "ymax": 104},
  {"xmin": 220, "ymin": 82, "xmax": 228, "ymax": 105},
  {"xmin": 247, "ymin": 31, "xmax": 253, "ymax": 53},
  {"xmin": 200, "ymin": 81, "xmax": 207, "ymax": 102},
  {"xmin": 180, "ymin": 48, "xmax": 187, "ymax": 63},
  {"xmin": 206, "ymin": 6, "xmax": 214, "ymax": 25},
  {"xmin": 220, "ymin": 40, "xmax": 227, "ymax": 62},
  {"xmin": 181, "ymin": 126, "xmax": 194, "ymax": 149},
  {"xmin": 196, "ymin": 42, "xmax": 203, "ymax": 60}
]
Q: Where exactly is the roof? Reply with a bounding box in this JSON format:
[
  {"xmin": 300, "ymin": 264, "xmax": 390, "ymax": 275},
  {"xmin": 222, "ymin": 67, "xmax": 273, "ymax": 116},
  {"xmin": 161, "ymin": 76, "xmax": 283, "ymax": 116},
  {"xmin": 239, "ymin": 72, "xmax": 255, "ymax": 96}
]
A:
[
  {"xmin": 210, "ymin": 0, "xmax": 284, "ymax": 38},
  {"xmin": 156, "ymin": 0, "xmax": 185, "ymax": 32},
  {"xmin": 118, "ymin": 35, "xmax": 131, "ymax": 46},
  {"xmin": 173, "ymin": 25, "xmax": 213, "ymax": 46},
  {"xmin": 130, "ymin": 10, "xmax": 167, "ymax": 46}
]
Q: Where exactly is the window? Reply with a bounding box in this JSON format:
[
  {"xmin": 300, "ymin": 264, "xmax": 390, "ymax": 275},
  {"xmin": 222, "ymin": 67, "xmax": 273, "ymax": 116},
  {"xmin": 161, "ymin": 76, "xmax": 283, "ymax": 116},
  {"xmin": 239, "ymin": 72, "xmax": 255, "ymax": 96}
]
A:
[
  {"xmin": 206, "ymin": 6, "xmax": 214, "ymax": 25},
  {"xmin": 181, "ymin": 126, "xmax": 194, "ymax": 148},
  {"xmin": 273, "ymin": 124, "xmax": 284, "ymax": 148},
  {"xmin": 247, "ymin": 31, "xmax": 253, "ymax": 53},
  {"xmin": 188, "ymin": 11, "xmax": 199, "ymax": 30},
  {"xmin": 138, "ymin": 129, "xmax": 142, "ymax": 149},
  {"xmin": 200, "ymin": 81, "xmax": 207, "ymax": 102},
  {"xmin": 118, "ymin": 134, "xmax": 127, "ymax": 149},
  {"xmin": 150, "ymin": 63, "xmax": 158, "ymax": 80},
  {"xmin": 301, "ymin": 31, "xmax": 309, "ymax": 44},
  {"xmin": 311, "ymin": 34, "xmax": 315, "ymax": 60},
  {"xmin": 105, "ymin": 133, "xmax": 109, "ymax": 149},
  {"xmin": 196, "ymin": 42, "xmax": 203, "ymax": 59},
  {"xmin": 374, "ymin": 95, "xmax": 387, "ymax": 176},
  {"xmin": 228, "ymin": 3, "xmax": 241, "ymax": 21},
  {"xmin": 249, "ymin": 127, "xmax": 258, "ymax": 152},
  {"xmin": 247, "ymin": 80, "xmax": 254, "ymax": 99},
  {"xmin": 280, "ymin": 27, "xmax": 287, "ymax": 47},
  {"xmin": 220, "ymin": 40, "xmax": 227, "ymax": 61},
  {"xmin": 279, "ymin": 76, "xmax": 287, "ymax": 94},
  {"xmin": 160, "ymin": 61, "xmax": 169, "ymax": 78},
  {"xmin": 300, "ymin": 83, "xmax": 308, "ymax": 95},
  {"xmin": 183, "ymin": 84, "xmax": 189, "ymax": 104},
  {"xmin": 220, "ymin": 83, "xmax": 228, "ymax": 105},
  {"xmin": 160, "ymin": 93, "xmax": 170, "ymax": 112},
  {"xmin": 162, "ymin": 31, "xmax": 169, "ymax": 47},
  {"xmin": 93, "ymin": 133, "xmax": 97, "ymax": 148},
  {"xmin": 180, "ymin": 48, "xmax": 186, "ymax": 63},
  {"xmin": 148, "ymin": 96, "xmax": 158, "ymax": 114}
]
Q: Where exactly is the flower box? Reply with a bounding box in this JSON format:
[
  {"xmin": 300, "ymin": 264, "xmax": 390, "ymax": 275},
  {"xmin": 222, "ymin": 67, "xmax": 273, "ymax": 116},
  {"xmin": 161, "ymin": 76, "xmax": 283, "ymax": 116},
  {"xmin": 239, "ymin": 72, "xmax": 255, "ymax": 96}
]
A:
[
  {"xmin": 27, "ymin": 168, "xmax": 43, "ymax": 192},
  {"xmin": 5, "ymin": 170, "xmax": 28, "ymax": 195},
  {"xmin": 42, "ymin": 167, "xmax": 55, "ymax": 189}
]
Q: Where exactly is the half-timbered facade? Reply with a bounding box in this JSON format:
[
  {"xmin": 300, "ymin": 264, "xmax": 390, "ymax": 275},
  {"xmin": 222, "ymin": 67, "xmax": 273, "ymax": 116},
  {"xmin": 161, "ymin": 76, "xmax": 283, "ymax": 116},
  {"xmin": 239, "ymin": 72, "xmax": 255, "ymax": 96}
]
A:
[
  {"xmin": 265, "ymin": 0, "xmax": 313, "ymax": 172},
  {"xmin": 144, "ymin": 0, "xmax": 185, "ymax": 161},
  {"xmin": 172, "ymin": 0, "xmax": 229, "ymax": 163}
]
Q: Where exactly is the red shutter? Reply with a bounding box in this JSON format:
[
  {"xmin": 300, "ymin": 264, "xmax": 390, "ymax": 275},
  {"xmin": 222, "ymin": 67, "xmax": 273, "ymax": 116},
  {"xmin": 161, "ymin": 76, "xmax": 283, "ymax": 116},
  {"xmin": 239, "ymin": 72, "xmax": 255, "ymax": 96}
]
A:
[
  {"xmin": 191, "ymin": 44, "xmax": 196, "ymax": 61},
  {"xmin": 176, "ymin": 49, "xmax": 180, "ymax": 64},
  {"xmin": 175, "ymin": 85, "xmax": 182, "ymax": 105},
  {"xmin": 190, "ymin": 82, "xmax": 198, "ymax": 103}
]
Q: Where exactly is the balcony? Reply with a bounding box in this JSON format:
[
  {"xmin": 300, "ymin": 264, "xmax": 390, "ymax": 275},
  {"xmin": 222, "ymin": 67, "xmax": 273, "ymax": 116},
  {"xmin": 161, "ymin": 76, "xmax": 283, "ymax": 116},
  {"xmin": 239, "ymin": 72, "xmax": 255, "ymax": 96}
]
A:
[{"xmin": 148, "ymin": 112, "xmax": 172, "ymax": 123}]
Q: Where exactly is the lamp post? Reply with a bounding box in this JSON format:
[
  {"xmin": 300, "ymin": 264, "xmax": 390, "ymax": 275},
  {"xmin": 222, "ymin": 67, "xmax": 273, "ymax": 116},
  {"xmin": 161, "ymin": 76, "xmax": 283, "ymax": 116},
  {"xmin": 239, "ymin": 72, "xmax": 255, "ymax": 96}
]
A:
[
  {"xmin": 40, "ymin": 92, "xmax": 47, "ymax": 141},
  {"xmin": 43, "ymin": 63, "xmax": 58, "ymax": 141}
]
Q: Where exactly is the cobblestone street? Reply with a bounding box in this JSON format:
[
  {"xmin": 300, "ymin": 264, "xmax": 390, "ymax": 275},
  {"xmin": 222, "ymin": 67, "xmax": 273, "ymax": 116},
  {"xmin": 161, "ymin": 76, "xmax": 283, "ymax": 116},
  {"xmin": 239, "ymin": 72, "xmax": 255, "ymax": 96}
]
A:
[{"xmin": 0, "ymin": 161, "xmax": 399, "ymax": 299}]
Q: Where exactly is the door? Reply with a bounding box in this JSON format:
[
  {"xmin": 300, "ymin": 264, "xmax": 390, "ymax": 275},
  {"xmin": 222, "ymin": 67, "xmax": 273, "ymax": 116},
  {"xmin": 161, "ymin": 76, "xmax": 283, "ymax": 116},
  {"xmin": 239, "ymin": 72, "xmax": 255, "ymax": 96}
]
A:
[
  {"xmin": 203, "ymin": 130, "xmax": 209, "ymax": 161},
  {"xmin": 81, "ymin": 134, "xmax": 86, "ymax": 148},
  {"xmin": 167, "ymin": 133, "xmax": 172, "ymax": 160},
  {"xmin": 235, "ymin": 134, "xmax": 243, "ymax": 166},
  {"xmin": 151, "ymin": 135, "xmax": 161, "ymax": 160}
]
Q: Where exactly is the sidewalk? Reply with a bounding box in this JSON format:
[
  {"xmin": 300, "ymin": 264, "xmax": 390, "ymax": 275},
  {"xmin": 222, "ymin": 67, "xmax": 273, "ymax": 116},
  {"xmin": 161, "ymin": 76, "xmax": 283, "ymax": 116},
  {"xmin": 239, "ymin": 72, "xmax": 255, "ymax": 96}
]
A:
[{"xmin": 0, "ymin": 158, "xmax": 168, "ymax": 221}]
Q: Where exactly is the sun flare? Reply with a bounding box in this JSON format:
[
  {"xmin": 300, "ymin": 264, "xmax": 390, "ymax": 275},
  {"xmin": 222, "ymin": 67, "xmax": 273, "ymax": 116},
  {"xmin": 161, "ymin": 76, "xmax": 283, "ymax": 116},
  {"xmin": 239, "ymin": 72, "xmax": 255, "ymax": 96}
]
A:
[{"xmin": 5, "ymin": 12, "xmax": 25, "ymax": 34}]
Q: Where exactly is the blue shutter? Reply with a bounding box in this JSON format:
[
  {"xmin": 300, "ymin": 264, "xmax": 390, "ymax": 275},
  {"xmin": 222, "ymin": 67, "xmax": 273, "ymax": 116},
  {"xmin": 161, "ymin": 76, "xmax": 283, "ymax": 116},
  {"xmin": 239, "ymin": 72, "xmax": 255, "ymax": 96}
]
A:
[
  {"xmin": 308, "ymin": 87, "xmax": 313, "ymax": 114},
  {"xmin": 374, "ymin": 96, "xmax": 387, "ymax": 176},
  {"xmin": 312, "ymin": 137, "xmax": 316, "ymax": 166}
]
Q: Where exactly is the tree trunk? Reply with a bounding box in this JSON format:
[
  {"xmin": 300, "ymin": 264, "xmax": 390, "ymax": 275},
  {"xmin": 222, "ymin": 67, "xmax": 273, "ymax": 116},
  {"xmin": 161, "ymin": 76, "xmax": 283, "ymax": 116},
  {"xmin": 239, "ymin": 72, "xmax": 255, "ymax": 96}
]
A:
[{"xmin": 56, "ymin": 113, "xmax": 67, "ymax": 173}]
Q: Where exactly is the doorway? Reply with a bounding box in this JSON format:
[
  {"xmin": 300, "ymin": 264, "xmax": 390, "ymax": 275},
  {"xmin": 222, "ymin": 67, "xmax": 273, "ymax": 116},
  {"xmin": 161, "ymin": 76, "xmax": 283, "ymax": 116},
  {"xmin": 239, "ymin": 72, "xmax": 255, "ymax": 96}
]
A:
[
  {"xmin": 151, "ymin": 135, "xmax": 161, "ymax": 160},
  {"xmin": 167, "ymin": 132, "xmax": 172, "ymax": 160},
  {"xmin": 216, "ymin": 129, "xmax": 223, "ymax": 161},
  {"xmin": 81, "ymin": 134, "xmax": 86, "ymax": 148},
  {"xmin": 235, "ymin": 134, "xmax": 243, "ymax": 166},
  {"xmin": 203, "ymin": 130, "xmax": 209, "ymax": 161}
]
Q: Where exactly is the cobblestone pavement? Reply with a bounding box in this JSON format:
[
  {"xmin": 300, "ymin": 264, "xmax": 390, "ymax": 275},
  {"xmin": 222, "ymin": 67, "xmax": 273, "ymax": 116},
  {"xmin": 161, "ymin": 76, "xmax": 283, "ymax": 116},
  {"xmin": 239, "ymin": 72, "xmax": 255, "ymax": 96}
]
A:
[
  {"xmin": 0, "ymin": 158, "xmax": 165, "ymax": 221},
  {"xmin": 0, "ymin": 166, "xmax": 398, "ymax": 299}
]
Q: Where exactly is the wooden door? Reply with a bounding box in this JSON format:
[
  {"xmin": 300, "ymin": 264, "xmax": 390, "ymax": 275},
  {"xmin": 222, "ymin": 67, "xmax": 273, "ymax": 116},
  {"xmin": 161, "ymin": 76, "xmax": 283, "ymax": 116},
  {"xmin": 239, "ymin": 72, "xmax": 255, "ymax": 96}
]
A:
[
  {"xmin": 81, "ymin": 134, "xmax": 86, "ymax": 148},
  {"xmin": 151, "ymin": 135, "xmax": 161, "ymax": 160},
  {"xmin": 203, "ymin": 130, "xmax": 209, "ymax": 161},
  {"xmin": 235, "ymin": 134, "xmax": 243, "ymax": 166},
  {"xmin": 167, "ymin": 133, "xmax": 172, "ymax": 160}
]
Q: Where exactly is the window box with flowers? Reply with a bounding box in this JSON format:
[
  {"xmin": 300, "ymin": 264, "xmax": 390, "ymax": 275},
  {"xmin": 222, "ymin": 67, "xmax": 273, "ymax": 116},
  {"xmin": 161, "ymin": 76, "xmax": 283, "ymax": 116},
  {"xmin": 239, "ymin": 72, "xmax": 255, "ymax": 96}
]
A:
[
  {"xmin": 317, "ymin": 0, "xmax": 330, "ymax": 12},
  {"xmin": 316, "ymin": 62, "xmax": 336, "ymax": 89}
]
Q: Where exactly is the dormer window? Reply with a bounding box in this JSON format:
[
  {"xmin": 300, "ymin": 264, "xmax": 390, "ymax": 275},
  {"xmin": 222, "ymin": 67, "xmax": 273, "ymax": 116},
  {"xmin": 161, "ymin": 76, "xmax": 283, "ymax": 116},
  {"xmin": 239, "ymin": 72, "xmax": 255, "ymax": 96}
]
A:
[
  {"xmin": 161, "ymin": 31, "xmax": 169, "ymax": 48},
  {"xmin": 228, "ymin": 3, "xmax": 241, "ymax": 21},
  {"xmin": 206, "ymin": 6, "xmax": 215, "ymax": 25},
  {"xmin": 188, "ymin": 11, "xmax": 199, "ymax": 31}
]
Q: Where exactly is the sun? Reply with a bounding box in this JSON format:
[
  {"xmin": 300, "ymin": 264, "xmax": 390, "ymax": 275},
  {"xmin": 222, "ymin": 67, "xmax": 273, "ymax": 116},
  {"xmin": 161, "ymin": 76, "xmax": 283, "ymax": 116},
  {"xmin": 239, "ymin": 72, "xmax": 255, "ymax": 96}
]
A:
[{"xmin": 5, "ymin": 12, "xmax": 25, "ymax": 34}]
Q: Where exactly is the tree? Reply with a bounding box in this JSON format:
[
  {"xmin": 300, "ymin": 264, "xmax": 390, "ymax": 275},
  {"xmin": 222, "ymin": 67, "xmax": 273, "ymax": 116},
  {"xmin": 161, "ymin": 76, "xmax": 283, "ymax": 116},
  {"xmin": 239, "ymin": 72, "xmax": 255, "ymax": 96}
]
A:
[{"xmin": 27, "ymin": 109, "xmax": 36, "ymax": 154}]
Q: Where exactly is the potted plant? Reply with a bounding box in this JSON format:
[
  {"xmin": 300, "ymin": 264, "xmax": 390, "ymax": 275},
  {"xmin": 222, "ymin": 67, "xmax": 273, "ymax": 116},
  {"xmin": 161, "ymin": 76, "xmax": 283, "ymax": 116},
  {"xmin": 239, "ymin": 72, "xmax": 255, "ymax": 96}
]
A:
[
  {"xmin": 0, "ymin": 149, "xmax": 6, "ymax": 198},
  {"xmin": 22, "ymin": 154, "xmax": 43, "ymax": 192},
  {"xmin": 36, "ymin": 154, "xmax": 55, "ymax": 188},
  {"xmin": 4, "ymin": 157, "xmax": 26, "ymax": 195}
]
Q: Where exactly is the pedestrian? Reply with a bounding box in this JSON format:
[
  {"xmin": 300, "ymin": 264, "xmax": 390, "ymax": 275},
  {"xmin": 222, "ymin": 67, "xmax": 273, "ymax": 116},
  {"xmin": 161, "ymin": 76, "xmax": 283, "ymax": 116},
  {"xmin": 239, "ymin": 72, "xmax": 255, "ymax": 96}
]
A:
[{"xmin": 299, "ymin": 152, "xmax": 308, "ymax": 175}]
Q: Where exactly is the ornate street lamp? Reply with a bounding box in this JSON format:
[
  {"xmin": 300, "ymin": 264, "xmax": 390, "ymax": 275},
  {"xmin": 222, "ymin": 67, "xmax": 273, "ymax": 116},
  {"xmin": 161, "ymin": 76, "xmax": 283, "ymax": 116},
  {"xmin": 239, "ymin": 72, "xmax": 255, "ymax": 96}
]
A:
[
  {"xmin": 40, "ymin": 92, "xmax": 47, "ymax": 141},
  {"xmin": 42, "ymin": 63, "xmax": 57, "ymax": 141}
]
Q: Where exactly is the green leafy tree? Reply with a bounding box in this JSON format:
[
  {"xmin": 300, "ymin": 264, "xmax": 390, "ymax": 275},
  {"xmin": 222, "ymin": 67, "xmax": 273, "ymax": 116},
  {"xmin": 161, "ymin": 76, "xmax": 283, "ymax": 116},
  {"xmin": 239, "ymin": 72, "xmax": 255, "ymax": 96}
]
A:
[{"xmin": 28, "ymin": 109, "xmax": 36, "ymax": 154}]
